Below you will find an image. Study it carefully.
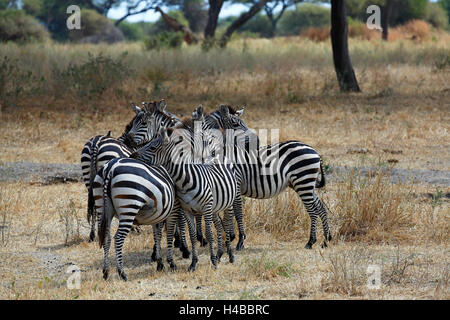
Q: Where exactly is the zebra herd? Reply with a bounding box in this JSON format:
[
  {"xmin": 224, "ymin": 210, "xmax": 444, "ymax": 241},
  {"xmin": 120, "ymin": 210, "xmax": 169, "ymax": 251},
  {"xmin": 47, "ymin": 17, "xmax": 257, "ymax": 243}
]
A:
[{"xmin": 81, "ymin": 100, "xmax": 331, "ymax": 281}]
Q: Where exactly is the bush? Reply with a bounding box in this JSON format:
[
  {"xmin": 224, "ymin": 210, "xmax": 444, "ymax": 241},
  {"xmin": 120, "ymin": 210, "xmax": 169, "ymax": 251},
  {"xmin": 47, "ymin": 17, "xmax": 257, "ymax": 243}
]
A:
[
  {"xmin": 68, "ymin": 9, "xmax": 124, "ymax": 44},
  {"xmin": 300, "ymin": 27, "xmax": 330, "ymax": 42},
  {"xmin": 52, "ymin": 53, "xmax": 132, "ymax": 103},
  {"xmin": 239, "ymin": 14, "xmax": 273, "ymax": 38},
  {"xmin": 0, "ymin": 9, "xmax": 49, "ymax": 43},
  {"xmin": 118, "ymin": 21, "xmax": 145, "ymax": 41},
  {"xmin": 425, "ymin": 2, "xmax": 449, "ymax": 29},
  {"xmin": 397, "ymin": 19, "xmax": 431, "ymax": 41},
  {"xmin": 144, "ymin": 31, "xmax": 184, "ymax": 50},
  {"xmin": 278, "ymin": 3, "xmax": 330, "ymax": 36}
]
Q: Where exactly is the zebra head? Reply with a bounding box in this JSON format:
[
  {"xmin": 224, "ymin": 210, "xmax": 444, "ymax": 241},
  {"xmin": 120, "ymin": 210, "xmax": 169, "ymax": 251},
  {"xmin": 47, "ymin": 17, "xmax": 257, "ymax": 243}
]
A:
[
  {"xmin": 125, "ymin": 102, "xmax": 155, "ymax": 148},
  {"xmin": 217, "ymin": 105, "xmax": 248, "ymax": 131},
  {"xmin": 132, "ymin": 125, "xmax": 185, "ymax": 166}
]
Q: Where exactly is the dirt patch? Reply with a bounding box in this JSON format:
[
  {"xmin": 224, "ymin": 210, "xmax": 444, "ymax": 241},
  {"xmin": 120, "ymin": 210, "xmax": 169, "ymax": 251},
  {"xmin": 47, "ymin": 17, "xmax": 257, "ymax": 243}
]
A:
[{"xmin": 0, "ymin": 162, "xmax": 448, "ymax": 187}]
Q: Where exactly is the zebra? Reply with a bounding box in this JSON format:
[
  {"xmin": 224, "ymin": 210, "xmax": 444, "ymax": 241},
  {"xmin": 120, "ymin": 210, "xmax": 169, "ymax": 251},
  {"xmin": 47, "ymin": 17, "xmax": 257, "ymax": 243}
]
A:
[
  {"xmin": 132, "ymin": 121, "xmax": 240, "ymax": 270},
  {"xmin": 81, "ymin": 103, "xmax": 147, "ymax": 242},
  {"xmin": 81, "ymin": 100, "xmax": 191, "ymax": 260},
  {"xmin": 200, "ymin": 105, "xmax": 331, "ymax": 250},
  {"xmin": 93, "ymin": 157, "xmax": 187, "ymax": 281}
]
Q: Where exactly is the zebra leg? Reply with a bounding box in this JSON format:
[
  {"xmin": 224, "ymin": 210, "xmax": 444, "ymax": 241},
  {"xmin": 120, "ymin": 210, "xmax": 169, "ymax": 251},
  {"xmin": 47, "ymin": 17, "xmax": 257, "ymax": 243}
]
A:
[
  {"xmin": 114, "ymin": 215, "xmax": 135, "ymax": 281},
  {"xmin": 204, "ymin": 208, "xmax": 218, "ymax": 269},
  {"xmin": 89, "ymin": 208, "xmax": 97, "ymax": 242},
  {"xmin": 301, "ymin": 197, "xmax": 318, "ymax": 249},
  {"xmin": 196, "ymin": 216, "xmax": 208, "ymax": 247},
  {"xmin": 212, "ymin": 212, "xmax": 224, "ymax": 263},
  {"xmin": 177, "ymin": 210, "xmax": 191, "ymax": 259},
  {"xmin": 174, "ymin": 223, "xmax": 181, "ymax": 248},
  {"xmin": 312, "ymin": 194, "xmax": 332, "ymax": 248},
  {"xmin": 233, "ymin": 193, "xmax": 246, "ymax": 251},
  {"xmin": 185, "ymin": 213, "xmax": 199, "ymax": 272},
  {"xmin": 223, "ymin": 207, "xmax": 235, "ymax": 263},
  {"xmin": 151, "ymin": 223, "xmax": 164, "ymax": 271},
  {"xmin": 165, "ymin": 205, "xmax": 179, "ymax": 271}
]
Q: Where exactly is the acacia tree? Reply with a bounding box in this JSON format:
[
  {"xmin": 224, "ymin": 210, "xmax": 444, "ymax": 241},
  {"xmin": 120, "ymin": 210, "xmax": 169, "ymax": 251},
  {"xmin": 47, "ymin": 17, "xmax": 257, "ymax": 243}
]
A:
[
  {"xmin": 219, "ymin": 0, "xmax": 269, "ymax": 47},
  {"xmin": 204, "ymin": 0, "xmax": 225, "ymax": 39},
  {"xmin": 330, "ymin": 0, "xmax": 360, "ymax": 92}
]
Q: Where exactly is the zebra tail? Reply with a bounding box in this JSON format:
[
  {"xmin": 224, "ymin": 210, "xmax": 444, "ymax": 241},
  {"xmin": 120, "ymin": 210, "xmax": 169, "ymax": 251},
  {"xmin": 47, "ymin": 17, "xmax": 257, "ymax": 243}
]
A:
[
  {"xmin": 98, "ymin": 173, "xmax": 110, "ymax": 249},
  {"xmin": 87, "ymin": 143, "xmax": 99, "ymax": 224},
  {"xmin": 315, "ymin": 158, "xmax": 326, "ymax": 189}
]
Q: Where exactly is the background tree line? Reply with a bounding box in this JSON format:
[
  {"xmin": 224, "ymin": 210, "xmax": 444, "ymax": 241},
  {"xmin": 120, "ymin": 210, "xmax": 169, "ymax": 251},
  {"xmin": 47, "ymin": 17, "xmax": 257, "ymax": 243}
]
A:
[{"xmin": 0, "ymin": 0, "xmax": 448, "ymax": 44}]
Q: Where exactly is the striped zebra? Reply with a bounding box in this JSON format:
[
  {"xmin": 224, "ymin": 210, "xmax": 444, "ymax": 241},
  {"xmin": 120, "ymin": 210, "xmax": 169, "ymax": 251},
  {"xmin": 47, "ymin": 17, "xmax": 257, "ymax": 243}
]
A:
[
  {"xmin": 132, "ymin": 122, "xmax": 240, "ymax": 270},
  {"xmin": 200, "ymin": 105, "xmax": 331, "ymax": 250},
  {"xmin": 81, "ymin": 100, "xmax": 184, "ymax": 242},
  {"xmin": 81, "ymin": 104, "xmax": 145, "ymax": 242},
  {"xmin": 93, "ymin": 157, "xmax": 186, "ymax": 281}
]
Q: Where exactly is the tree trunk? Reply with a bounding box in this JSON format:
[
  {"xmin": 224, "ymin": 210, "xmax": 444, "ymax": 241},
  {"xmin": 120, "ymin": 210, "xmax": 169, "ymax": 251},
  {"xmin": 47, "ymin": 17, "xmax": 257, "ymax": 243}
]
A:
[
  {"xmin": 219, "ymin": 0, "xmax": 269, "ymax": 48},
  {"xmin": 330, "ymin": 0, "xmax": 361, "ymax": 92},
  {"xmin": 204, "ymin": 0, "xmax": 224, "ymax": 39},
  {"xmin": 381, "ymin": 0, "xmax": 393, "ymax": 41}
]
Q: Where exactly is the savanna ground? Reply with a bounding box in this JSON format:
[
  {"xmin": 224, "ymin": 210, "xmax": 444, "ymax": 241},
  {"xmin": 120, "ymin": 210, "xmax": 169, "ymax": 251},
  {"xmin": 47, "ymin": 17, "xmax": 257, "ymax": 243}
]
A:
[{"xmin": 0, "ymin": 30, "xmax": 449, "ymax": 299}]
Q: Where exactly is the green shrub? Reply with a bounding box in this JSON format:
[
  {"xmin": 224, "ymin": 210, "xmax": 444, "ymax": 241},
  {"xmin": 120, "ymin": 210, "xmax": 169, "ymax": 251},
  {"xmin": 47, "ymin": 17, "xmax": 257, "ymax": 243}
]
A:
[
  {"xmin": 52, "ymin": 53, "xmax": 132, "ymax": 103},
  {"xmin": 118, "ymin": 21, "xmax": 145, "ymax": 41},
  {"xmin": 0, "ymin": 55, "xmax": 44, "ymax": 106},
  {"xmin": 0, "ymin": 9, "xmax": 49, "ymax": 43},
  {"xmin": 68, "ymin": 9, "xmax": 124, "ymax": 43},
  {"xmin": 425, "ymin": 2, "xmax": 449, "ymax": 29},
  {"xmin": 278, "ymin": 4, "xmax": 330, "ymax": 36},
  {"xmin": 144, "ymin": 31, "xmax": 184, "ymax": 50}
]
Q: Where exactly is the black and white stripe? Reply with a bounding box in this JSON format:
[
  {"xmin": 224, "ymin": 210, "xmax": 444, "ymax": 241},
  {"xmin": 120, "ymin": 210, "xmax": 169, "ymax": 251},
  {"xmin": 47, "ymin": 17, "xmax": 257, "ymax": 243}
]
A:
[
  {"xmin": 94, "ymin": 157, "xmax": 187, "ymax": 281},
  {"xmin": 133, "ymin": 123, "xmax": 240, "ymax": 270},
  {"xmin": 203, "ymin": 105, "xmax": 331, "ymax": 250}
]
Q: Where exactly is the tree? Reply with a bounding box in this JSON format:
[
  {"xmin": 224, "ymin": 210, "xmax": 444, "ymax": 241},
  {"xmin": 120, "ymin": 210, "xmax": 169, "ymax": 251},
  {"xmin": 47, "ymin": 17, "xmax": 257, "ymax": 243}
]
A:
[
  {"xmin": 381, "ymin": 0, "xmax": 393, "ymax": 40},
  {"xmin": 263, "ymin": 0, "xmax": 302, "ymax": 37},
  {"xmin": 330, "ymin": 0, "xmax": 360, "ymax": 92},
  {"xmin": 278, "ymin": 3, "xmax": 330, "ymax": 36},
  {"xmin": 234, "ymin": 0, "xmax": 303, "ymax": 37},
  {"xmin": 181, "ymin": 0, "xmax": 207, "ymax": 32},
  {"xmin": 219, "ymin": 0, "xmax": 269, "ymax": 47},
  {"xmin": 204, "ymin": 0, "xmax": 225, "ymax": 40}
]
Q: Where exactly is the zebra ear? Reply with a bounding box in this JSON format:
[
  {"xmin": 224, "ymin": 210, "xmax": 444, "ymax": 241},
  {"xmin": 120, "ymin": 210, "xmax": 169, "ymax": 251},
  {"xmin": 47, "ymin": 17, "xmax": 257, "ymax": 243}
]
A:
[
  {"xmin": 131, "ymin": 102, "xmax": 141, "ymax": 114},
  {"xmin": 157, "ymin": 99, "xmax": 167, "ymax": 112},
  {"xmin": 235, "ymin": 107, "xmax": 244, "ymax": 117},
  {"xmin": 192, "ymin": 105, "xmax": 203, "ymax": 120},
  {"xmin": 106, "ymin": 130, "xmax": 111, "ymax": 137},
  {"xmin": 219, "ymin": 104, "xmax": 230, "ymax": 117}
]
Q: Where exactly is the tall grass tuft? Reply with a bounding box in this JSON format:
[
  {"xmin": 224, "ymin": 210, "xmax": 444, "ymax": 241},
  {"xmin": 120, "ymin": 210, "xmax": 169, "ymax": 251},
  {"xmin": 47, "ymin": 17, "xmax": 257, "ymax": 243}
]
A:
[{"xmin": 334, "ymin": 170, "xmax": 412, "ymax": 243}]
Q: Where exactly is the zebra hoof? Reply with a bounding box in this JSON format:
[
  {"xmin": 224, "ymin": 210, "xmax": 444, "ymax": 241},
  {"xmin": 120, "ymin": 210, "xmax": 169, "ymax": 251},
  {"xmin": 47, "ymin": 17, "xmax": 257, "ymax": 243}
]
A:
[
  {"xmin": 151, "ymin": 251, "xmax": 157, "ymax": 262},
  {"xmin": 88, "ymin": 233, "xmax": 95, "ymax": 242},
  {"xmin": 305, "ymin": 243, "xmax": 313, "ymax": 249},
  {"xmin": 198, "ymin": 236, "xmax": 208, "ymax": 247},
  {"xmin": 217, "ymin": 249, "xmax": 224, "ymax": 262},
  {"xmin": 156, "ymin": 260, "xmax": 164, "ymax": 271},
  {"xmin": 102, "ymin": 269, "xmax": 109, "ymax": 280},
  {"xmin": 327, "ymin": 234, "xmax": 333, "ymax": 242},
  {"xmin": 229, "ymin": 253, "xmax": 235, "ymax": 264},
  {"xmin": 321, "ymin": 242, "xmax": 328, "ymax": 249},
  {"xmin": 169, "ymin": 262, "xmax": 177, "ymax": 271},
  {"xmin": 118, "ymin": 269, "xmax": 128, "ymax": 281},
  {"xmin": 181, "ymin": 248, "xmax": 191, "ymax": 259},
  {"xmin": 236, "ymin": 242, "xmax": 244, "ymax": 251},
  {"xmin": 188, "ymin": 261, "xmax": 197, "ymax": 272}
]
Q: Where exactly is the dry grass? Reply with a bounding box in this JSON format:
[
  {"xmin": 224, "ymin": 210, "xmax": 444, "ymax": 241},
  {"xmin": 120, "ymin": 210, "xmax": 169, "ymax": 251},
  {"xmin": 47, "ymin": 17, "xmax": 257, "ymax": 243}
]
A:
[
  {"xmin": 0, "ymin": 36, "xmax": 448, "ymax": 299},
  {"xmin": 0, "ymin": 176, "xmax": 447, "ymax": 299}
]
